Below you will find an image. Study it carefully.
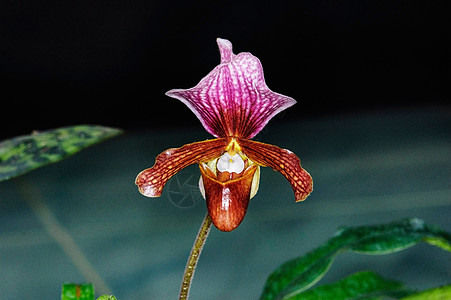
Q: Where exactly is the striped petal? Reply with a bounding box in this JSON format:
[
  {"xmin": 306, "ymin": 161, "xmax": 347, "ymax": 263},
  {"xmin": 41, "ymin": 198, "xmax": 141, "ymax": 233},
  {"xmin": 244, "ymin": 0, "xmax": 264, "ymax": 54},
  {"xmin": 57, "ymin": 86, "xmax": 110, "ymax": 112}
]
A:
[
  {"xmin": 166, "ymin": 38, "xmax": 296, "ymax": 139},
  {"xmin": 238, "ymin": 138, "xmax": 313, "ymax": 202},
  {"xmin": 135, "ymin": 138, "xmax": 228, "ymax": 197}
]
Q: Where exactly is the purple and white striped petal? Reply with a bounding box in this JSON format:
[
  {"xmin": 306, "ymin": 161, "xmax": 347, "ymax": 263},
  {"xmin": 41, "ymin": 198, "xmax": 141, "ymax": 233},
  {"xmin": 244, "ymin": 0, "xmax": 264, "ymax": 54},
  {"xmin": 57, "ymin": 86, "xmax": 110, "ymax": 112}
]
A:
[{"xmin": 166, "ymin": 38, "xmax": 296, "ymax": 139}]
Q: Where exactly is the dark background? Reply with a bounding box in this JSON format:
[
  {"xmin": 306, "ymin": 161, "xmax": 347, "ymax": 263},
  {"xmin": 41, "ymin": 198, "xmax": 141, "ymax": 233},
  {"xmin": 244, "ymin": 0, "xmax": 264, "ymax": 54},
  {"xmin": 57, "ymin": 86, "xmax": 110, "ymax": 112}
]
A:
[{"xmin": 1, "ymin": 0, "xmax": 449, "ymax": 140}]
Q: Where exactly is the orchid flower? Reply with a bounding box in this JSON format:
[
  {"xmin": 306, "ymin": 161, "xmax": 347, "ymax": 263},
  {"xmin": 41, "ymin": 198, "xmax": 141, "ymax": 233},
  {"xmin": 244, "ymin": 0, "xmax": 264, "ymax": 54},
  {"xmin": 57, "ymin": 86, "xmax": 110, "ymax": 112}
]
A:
[{"xmin": 136, "ymin": 38, "xmax": 312, "ymax": 232}]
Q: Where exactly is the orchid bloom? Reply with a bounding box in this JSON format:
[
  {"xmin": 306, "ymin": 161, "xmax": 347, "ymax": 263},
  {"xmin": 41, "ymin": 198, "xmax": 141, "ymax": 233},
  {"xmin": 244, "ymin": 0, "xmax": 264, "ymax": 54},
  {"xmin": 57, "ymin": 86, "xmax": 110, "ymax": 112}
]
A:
[{"xmin": 136, "ymin": 38, "xmax": 312, "ymax": 232}]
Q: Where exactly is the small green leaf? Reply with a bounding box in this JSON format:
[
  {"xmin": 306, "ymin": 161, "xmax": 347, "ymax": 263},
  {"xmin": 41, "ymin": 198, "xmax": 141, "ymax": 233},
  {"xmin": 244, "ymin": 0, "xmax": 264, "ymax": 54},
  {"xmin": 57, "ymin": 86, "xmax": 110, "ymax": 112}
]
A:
[
  {"xmin": 0, "ymin": 125, "xmax": 122, "ymax": 182},
  {"xmin": 401, "ymin": 285, "xmax": 451, "ymax": 300},
  {"xmin": 96, "ymin": 296, "xmax": 118, "ymax": 300},
  {"xmin": 62, "ymin": 283, "xmax": 94, "ymax": 300},
  {"xmin": 260, "ymin": 218, "xmax": 451, "ymax": 300},
  {"xmin": 285, "ymin": 271, "xmax": 411, "ymax": 300}
]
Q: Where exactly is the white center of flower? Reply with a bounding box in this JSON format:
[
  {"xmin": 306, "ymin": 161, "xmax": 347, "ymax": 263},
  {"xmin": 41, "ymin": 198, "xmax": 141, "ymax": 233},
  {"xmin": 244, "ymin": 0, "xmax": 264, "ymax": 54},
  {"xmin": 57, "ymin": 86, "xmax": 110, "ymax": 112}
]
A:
[{"xmin": 216, "ymin": 152, "xmax": 245, "ymax": 174}]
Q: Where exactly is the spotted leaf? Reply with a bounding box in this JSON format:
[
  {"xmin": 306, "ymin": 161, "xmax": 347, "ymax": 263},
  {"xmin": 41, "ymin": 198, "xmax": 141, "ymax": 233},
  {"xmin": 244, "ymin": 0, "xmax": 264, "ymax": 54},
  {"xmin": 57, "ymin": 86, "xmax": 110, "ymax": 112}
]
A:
[{"xmin": 0, "ymin": 125, "xmax": 122, "ymax": 182}]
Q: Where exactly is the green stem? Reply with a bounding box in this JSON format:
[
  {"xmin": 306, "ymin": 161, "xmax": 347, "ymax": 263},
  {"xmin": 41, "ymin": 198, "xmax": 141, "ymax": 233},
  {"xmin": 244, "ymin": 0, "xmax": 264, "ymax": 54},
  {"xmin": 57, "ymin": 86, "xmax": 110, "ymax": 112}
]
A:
[{"xmin": 179, "ymin": 213, "xmax": 213, "ymax": 300}]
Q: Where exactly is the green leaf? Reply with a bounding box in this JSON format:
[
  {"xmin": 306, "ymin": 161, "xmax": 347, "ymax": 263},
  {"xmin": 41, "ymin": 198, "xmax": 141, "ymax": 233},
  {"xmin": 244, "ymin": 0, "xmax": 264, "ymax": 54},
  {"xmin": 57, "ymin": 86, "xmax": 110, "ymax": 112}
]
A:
[
  {"xmin": 260, "ymin": 218, "xmax": 451, "ymax": 300},
  {"xmin": 285, "ymin": 271, "xmax": 411, "ymax": 300},
  {"xmin": 96, "ymin": 296, "xmax": 118, "ymax": 300},
  {"xmin": 0, "ymin": 125, "xmax": 122, "ymax": 182},
  {"xmin": 401, "ymin": 285, "xmax": 451, "ymax": 300},
  {"xmin": 62, "ymin": 283, "xmax": 94, "ymax": 300}
]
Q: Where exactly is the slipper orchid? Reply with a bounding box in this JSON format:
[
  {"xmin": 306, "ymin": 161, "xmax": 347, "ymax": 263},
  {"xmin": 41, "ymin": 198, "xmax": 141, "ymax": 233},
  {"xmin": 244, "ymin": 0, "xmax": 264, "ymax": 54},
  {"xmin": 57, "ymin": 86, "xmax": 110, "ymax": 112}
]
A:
[{"xmin": 136, "ymin": 38, "xmax": 312, "ymax": 231}]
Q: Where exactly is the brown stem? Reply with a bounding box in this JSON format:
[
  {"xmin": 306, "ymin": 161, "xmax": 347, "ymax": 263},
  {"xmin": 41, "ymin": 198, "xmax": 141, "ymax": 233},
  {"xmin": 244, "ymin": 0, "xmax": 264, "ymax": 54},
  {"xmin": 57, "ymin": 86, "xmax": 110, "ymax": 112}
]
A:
[{"xmin": 179, "ymin": 213, "xmax": 212, "ymax": 300}]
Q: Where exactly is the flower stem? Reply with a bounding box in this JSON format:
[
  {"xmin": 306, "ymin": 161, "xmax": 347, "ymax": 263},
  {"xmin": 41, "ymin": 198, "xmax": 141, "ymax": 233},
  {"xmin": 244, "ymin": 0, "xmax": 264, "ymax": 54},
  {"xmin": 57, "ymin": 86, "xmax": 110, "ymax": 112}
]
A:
[{"xmin": 179, "ymin": 213, "xmax": 212, "ymax": 300}]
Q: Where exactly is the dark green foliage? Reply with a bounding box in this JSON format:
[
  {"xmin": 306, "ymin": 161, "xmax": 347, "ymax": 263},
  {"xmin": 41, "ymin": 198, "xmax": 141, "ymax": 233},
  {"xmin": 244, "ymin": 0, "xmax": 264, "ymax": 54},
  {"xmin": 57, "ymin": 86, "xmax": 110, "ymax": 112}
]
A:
[{"xmin": 260, "ymin": 218, "xmax": 451, "ymax": 300}]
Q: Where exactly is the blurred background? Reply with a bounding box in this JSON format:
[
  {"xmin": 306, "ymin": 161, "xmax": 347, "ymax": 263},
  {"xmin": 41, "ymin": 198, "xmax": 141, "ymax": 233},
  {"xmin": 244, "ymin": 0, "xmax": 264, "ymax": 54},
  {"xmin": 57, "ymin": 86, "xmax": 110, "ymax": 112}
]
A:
[
  {"xmin": 0, "ymin": 0, "xmax": 449, "ymax": 139},
  {"xmin": 1, "ymin": 1, "xmax": 450, "ymax": 299}
]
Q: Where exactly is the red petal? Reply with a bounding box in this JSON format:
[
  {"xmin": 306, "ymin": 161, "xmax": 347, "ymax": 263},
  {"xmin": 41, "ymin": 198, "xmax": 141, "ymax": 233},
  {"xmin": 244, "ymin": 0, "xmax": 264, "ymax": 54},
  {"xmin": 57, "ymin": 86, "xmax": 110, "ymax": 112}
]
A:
[
  {"xmin": 238, "ymin": 139, "xmax": 313, "ymax": 202},
  {"xmin": 135, "ymin": 138, "xmax": 227, "ymax": 197},
  {"xmin": 200, "ymin": 163, "xmax": 258, "ymax": 232}
]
